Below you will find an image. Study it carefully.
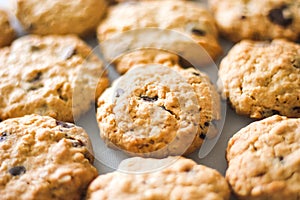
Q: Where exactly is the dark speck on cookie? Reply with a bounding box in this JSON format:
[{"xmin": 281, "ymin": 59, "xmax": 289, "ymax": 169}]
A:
[
  {"xmin": 56, "ymin": 120, "xmax": 74, "ymax": 128},
  {"xmin": 0, "ymin": 132, "xmax": 8, "ymax": 142},
  {"xmin": 268, "ymin": 5, "xmax": 293, "ymax": 27},
  {"xmin": 8, "ymin": 166, "xmax": 26, "ymax": 176},
  {"xmin": 115, "ymin": 88, "xmax": 125, "ymax": 98},
  {"xmin": 28, "ymin": 72, "xmax": 42, "ymax": 82},
  {"xmin": 191, "ymin": 28, "xmax": 206, "ymax": 36},
  {"xmin": 140, "ymin": 96, "xmax": 158, "ymax": 102}
]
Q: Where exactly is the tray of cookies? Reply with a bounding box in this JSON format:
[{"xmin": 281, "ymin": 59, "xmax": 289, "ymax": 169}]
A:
[{"xmin": 0, "ymin": 0, "xmax": 299, "ymax": 199}]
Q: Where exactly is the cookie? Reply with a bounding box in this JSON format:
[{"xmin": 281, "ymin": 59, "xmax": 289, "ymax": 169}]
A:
[
  {"xmin": 97, "ymin": 64, "xmax": 220, "ymax": 158},
  {"xmin": 0, "ymin": 9, "xmax": 15, "ymax": 47},
  {"xmin": 15, "ymin": 0, "xmax": 107, "ymax": 36},
  {"xmin": 209, "ymin": 0, "xmax": 300, "ymax": 42},
  {"xmin": 0, "ymin": 114, "xmax": 98, "ymax": 200},
  {"xmin": 97, "ymin": 0, "xmax": 222, "ymax": 62},
  {"xmin": 113, "ymin": 49, "xmax": 181, "ymax": 74},
  {"xmin": 226, "ymin": 115, "xmax": 300, "ymax": 200},
  {"xmin": 0, "ymin": 35, "xmax": 109, "ymax": 122},
  {"xmin": 218, "ymin": 39, "xmax": 300, "ymax": 119},
  {"xmin": 87, "ymin": 156, "xmax": 230, "ymax": 200}
]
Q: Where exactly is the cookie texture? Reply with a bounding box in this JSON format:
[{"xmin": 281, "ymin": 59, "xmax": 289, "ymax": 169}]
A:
[
  {"xmin": 113, "ymin": 49, "xmax": 181, "ymax": 74},
  {"xmin": 0, "ymin": 10, "xmax": 15, "ymax": 47},
  {"xmin": 97, "ymin": 0, "xmax": 222, "ymax": 61},
  {"xmin": 87, "ymin": 157, "xmax": 230, "ymax": 200},
  {"xmin": 0, "ymin": 114, "xmax": 98, "ymax": 200},
  {"xmin": 97, "ymin": 64, "xmax": 220, "ymax": 158},
  {"xmin": 15, "ymin": 0, "xmax": 107, "ymax": 36},
  {"xmin": 218, "ymin": 39, "xmax": 300, "ymax": 119},
  {"xmin": 226, "ymin": 115, "xmax": 300, "ymax": 200},
  {"xmin": 209, "ymin": 0, "xmax": 300, "ymax": 42},
  {"xmin": 0, "ymin": 35, "xmax": 109, "ymax": 122}
]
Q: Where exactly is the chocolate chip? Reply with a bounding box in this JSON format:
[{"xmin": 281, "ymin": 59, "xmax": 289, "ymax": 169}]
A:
[
  {"xmin": 199, "ymin": 133, "xmax": 206, "ymax": 139},
  {"xmin": 29, "ymin": 72, "xmax": 42, "ymax": 82},
  {"xmin": 191, "ymin": 28, "xmax": 206, "ymax": 36},
  {"xmin": 0, "ymin": 132, "xmax": 8, "ymax": 142},
  {"xmin": 204, "ymin": 122, "xmax": 210, "ymax": 127},
  {"xmin": 268, "ymin": 5, "xmax": 293, "ymax": 27},
  {"xmin": 141, "ymin": 96, "xmax": 158, "ymax": 102},
  {"xmin": 278, "ymin": 156, "xmax": 284, "ymax": 161},
  {"xmin": 115, "ymin": 88, "xmax": 125, "ymax": 98},
  {"xmin": 240, "ymin": 15, "xmax": 247, "ymax": 20},
  {"xmin": 8, "ymin": 166, "xmax": 26, "ymax": 176},
  {"xmin": 56, "ymin": 120, "xmax": 74, "ymax": 128}
]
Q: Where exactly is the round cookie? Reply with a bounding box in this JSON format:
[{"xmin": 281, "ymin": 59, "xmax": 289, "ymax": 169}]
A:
[
  {"xmin": 0, "ymin": 34, "xmax": 109, "ymax": 122},
  {"xmin": 113, "ymin": 49, "xmax": 181, "ymax": 74},
  {"xmin": 209, "ymin": 0, "xmax": 300, "ymax": 42},
  {"xmin": 0, "ymin": 114, "xmax": 98, "ymax": 200},
  {"xmin": 226, "ymin": 115, "xmax": 300, "ymax": 200},
  {"xmin": 15, "ymin": 0, "xmax": 107, "ymax": 36},
  {"xmin": 87, "ymin": 157, "xmax": 230, "ymax": 200},
  {"xmin": 97, "ymin": 64, "xmax": 220, "ymax": 158},
  {"xmin": 218, "ymin": 39, "xmax": 300, "ymax": 119},
  {"xmin": 0, "ymin": 9, "xmax": 15, "ymax": 47},
  {"xmin": 97, "ymin": 0, "xmax": 222, "ymax": 61}
]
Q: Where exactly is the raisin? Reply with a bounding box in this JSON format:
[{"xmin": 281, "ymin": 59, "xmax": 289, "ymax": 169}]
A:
[
  {"xmin": 0, "ymin": 132, "xmax": 8, "ymax": 142},
  {"xmin": 56, "ymin": 120, "xmax": 74, "ymax": 128},
  {"xmin": 191, "ymin": 28, "xmax": 206, "ymax": 36},
  {"xmin": 8, "ymin": 166, "xmax": 26, "ymax": 176},
  {"xmin": 268, "ymin": 5, "xmax": 293, "ymax": 27},
  {"xmin": 115, "ymin": 88, "xmax": 125, "ymax": 98},
  {"xmin": 141, "ymin": 96, "xmax": 158, "ymax": 102}
]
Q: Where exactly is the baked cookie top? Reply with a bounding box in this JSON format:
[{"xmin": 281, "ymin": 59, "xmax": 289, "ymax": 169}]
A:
[
  {"xmin": 0, "ymin": 9, "xmax": 15, "ymax": 47},
  {"xmin": 0, "ymin": 114, "xmax": 98, "ymax": 200},
  {"xmin": 97, "ymin": 0, "xmax": 222, "ymax": 61},
  {"xmin": 209, "ymin": 0, "xmax": 300, "ymax": 42},
  {"xmin": 218, "ymin": 39, "xmax": 300, "ymax": 119},
  {"xmin": 97, "ymin": 64, "xmax": 220, "ymax": 158},
  {"xmin": 87, "ymin": 157, "xmax": 230, "ymax": 200},
  {"xmin": 226, "ymin": 115, "xmax": 300, "ymax": 200},
  {"xmin": 15, "ymin": 0, "xmax": 107, "ymax": 36},
  {"xmin": 0, "ymin": 35, "xmax": 109, "ymax": 122}
]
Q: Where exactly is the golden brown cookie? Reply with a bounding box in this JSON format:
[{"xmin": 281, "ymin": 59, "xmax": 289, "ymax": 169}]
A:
[
  {"xmin": 0, "ymin": 9, "xmax": 15, "ymax": 47},
  {"xmin": 15, "ymin": 0, "xmax": 107, "ymax": 36},
  {"xmin": 226, "ymin": 115, "xmax": 300, "ymax": 200},
  {"xmin": 87, "ymin": 157, "xmax": 230, "ymax": 200},
  {"xmin": 218, "ymin": 39, "xmax": 300, "ymax": 118},
  {"xmin": 209, "ymin": 0, "xmax": 300, "ymax": 42},
  {"xmin": 0, "ymin": 114, "xmax": 98, "ymax": 200},
  {"xmin": 97, "ymin": 64, "xmax": 220, "ymax": 158},
  {"xmin": 0, "ymin": 35, "xmax": 109, "ymax": 122}
]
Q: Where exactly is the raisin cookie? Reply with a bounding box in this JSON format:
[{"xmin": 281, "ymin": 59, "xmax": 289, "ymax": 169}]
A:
[
  {"xmin": 226, "ymin": 115, "xmax": 300, "ymax": 200},
  {"xmin": 209, "ymin": 0, "xmax": 300, "ymax": 42},
  {"xmin": 97, "ymin": 64, "xmax": 220, "ymax": 158},
  {"xmin": 218, "ymin": 39, "xmax": 300, "ymax": 119},
  {"xmin": 15, "ymin": 0, "xmax": 107, "ymax": 36},
  {"xmin": 87, "ymin": 157, "xmax": 230, "ymax": 200},
  {"xmin": 0, "ymin": 35, "xmax": 109, "ymax": 122},
  {"xmin": 97, "ymin": 0, "xmax": 222, "ymax": 62},
  {"xmin": 0, "ymin": 9, "xmax": 15, "ymax": 47},
  {"xmin": 0, "ymin": 114, "xmax": 98, "ymax": 200}
]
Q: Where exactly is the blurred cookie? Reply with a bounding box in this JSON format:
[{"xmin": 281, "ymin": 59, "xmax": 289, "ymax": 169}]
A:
[
  {"xmin": 209, "ymin": 0, "xmax": 300, "ymax": 42},
  {"xmin": 0, "ymin": 114, "xmax": 98, "ymax": 200},
  {"xmin": 218, "ymin": 39, "xmax": 300, "ymax": 118},
  {"xmin": 98, "ymin": 0, "xmax": 222, "ymax": 62},
  {"xmin": 0, "ymin": 35, "xmax": 109, "ymax": 122},
  {"xmin": 226, "ymin": 115, "xmax": 300, "ymax": 200},
  {"xmin": 87, "ymin": 157, "xmax": 230, "ymax": 200},
  {"xmin": 97, "ymin": 64, "xmax": 220, "ymax": 157},
  {"xmin": 15, "ymin": 0, "xmax": 107, "ymax": 36},
  {"xmin": 0, "ymin": 10, "xmax": 15, "ymax": 47}
]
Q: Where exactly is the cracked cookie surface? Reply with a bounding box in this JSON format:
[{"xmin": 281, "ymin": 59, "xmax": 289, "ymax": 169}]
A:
[
  {"xmin": 97, "ymin": 64, "xmax": 220, "ymax": 157},
  {"xmin": 87, "ymin": 157, "xmax": 230, "ymax": 200},
  {"xmin": 97, "ymin": 0, "xmax": 222, "ymax": 61},
  {"xmin": 226, "ymin": 115, "xmax": 300, "ymax": 200},
  {"xmin": 209, "ymin": 0, "xmax": 300, "ymax": 42},
  {"xmin": 218, "ymin": 39, "xmax": 300, "ymax": 119},
  {"xmin": 0, "ymin": 114, "xmax": 98, "ymax": 200},
  {"xmin": 0, "ymin": 35, "xmax": 109, "ymax": 122}
]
